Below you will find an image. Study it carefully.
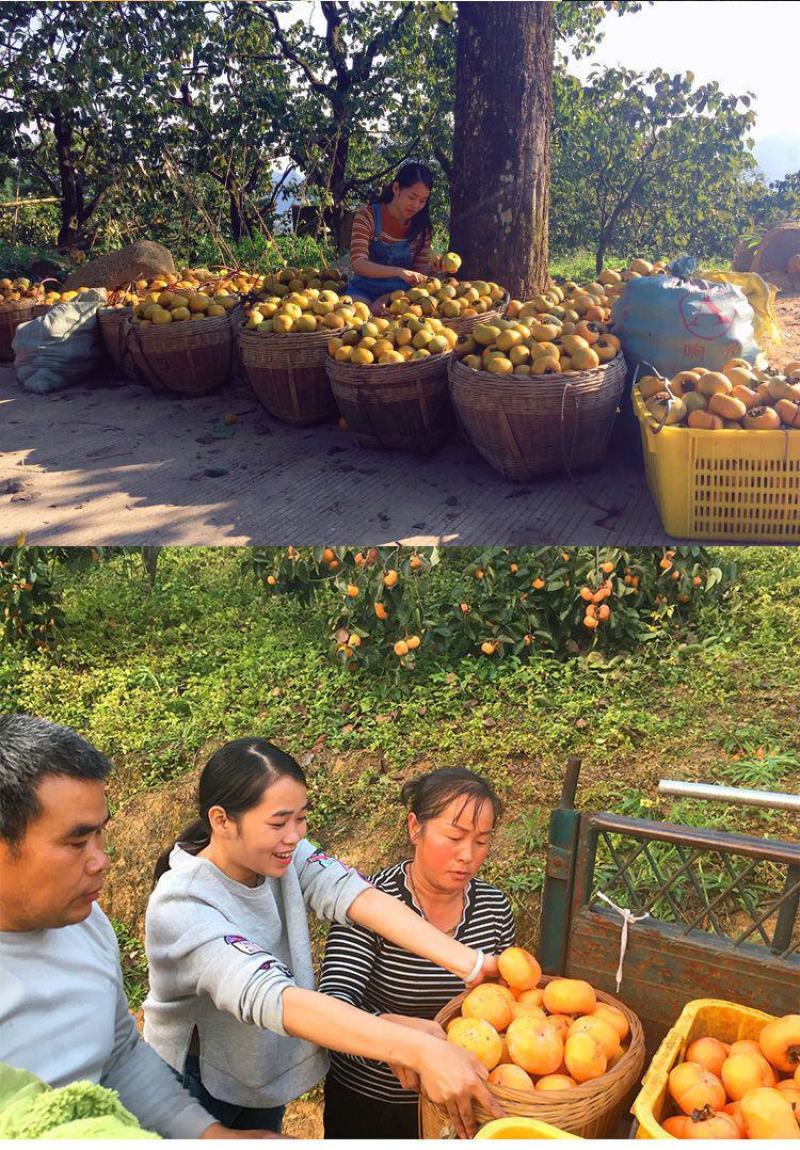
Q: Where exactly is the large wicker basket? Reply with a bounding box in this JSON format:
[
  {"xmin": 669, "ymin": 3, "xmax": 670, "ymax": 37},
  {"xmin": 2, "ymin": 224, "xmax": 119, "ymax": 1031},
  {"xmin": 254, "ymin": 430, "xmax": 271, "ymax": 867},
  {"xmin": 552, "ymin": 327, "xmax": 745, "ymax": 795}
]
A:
[
  {"xmin": 31, "ymin": 304, "xmax": 51, "ymax": 318},
  {"xmin": 122, "ymin": 314, "xmax": 235, "ymax": 397},
  {"xmin": 0, "ymin": 301, "xmax": 37, "ymax": 362},
  {"xmin": 326, "ymin": 353, "xmax": 453, "ymax": 454},
  {"xmin": 448, "ymin": 353, "xmax": 627, "ymax": 482},
  {"xmin": 99, "ymin": 307, "xmax": 138, "ymax": 380},
  {"xmin": 420, "ymin": 979, "xmax": 645, "ymax": 1140},
  {"xmin": 237, "ymin": 327, "xmax": 338, "ymax": 425},
  {"xmin": 372, "ymin": 291, "xmax": 509, "ymax": 336}
]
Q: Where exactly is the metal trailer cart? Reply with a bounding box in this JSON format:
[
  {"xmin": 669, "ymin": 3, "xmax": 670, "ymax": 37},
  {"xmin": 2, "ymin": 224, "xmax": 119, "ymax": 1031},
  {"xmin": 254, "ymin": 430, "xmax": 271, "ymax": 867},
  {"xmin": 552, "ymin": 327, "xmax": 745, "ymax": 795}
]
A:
[{"xmin": 537, "ymin": 759, "xmax": 799, "ymax": 1133}]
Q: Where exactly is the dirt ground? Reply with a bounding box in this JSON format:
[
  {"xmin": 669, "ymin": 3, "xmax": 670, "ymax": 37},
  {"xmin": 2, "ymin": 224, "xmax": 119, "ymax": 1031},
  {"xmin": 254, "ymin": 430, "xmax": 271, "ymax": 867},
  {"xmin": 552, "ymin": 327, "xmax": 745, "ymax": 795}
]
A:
[
  {"xmin": 0, "ymin": 366, "xmax": 667, "ymax": 547},
  {"xmin": 764, "ymin": 281, "xmax": 800, "ymax": 367}
]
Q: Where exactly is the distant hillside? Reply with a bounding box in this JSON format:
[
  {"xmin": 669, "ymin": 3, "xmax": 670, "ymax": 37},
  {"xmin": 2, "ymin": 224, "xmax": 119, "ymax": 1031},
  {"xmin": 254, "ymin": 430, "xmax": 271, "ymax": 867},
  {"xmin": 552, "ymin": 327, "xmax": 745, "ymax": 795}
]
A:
[{"xmin": 753, "ymin": 135, "xmax": 800, "ymax": 183}]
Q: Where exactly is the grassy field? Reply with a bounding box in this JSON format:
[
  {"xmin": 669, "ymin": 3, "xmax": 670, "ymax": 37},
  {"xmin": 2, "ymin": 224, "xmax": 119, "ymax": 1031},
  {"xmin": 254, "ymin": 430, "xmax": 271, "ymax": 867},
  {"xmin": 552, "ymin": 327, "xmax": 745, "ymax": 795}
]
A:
[{"xmin": 547, "ymin": 250, "xmax": 734, "ymax": 282}]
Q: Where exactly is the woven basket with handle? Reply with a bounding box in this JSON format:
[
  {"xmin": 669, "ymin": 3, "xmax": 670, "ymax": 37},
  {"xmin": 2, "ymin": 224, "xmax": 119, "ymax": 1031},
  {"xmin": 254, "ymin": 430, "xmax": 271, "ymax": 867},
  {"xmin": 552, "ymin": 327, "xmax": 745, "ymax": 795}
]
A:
[
  {"xmin": 0, "ymin": 301, "xmax": 37, "ymax": 362},
  {"xmin": 371, "ymin": 291, "xmax": 509, "ymax": 336},
  {"xmin": 448, "ymin": 353, "xmax": 627, "ymax": 482},
  {"xmin": 419, "ymin": 978, "xmax": 645, "ymax": 1139},
  {"xmin": 326, "ymin": 353, "xmax": 453, "ymax": 454},
  {"xmin": 99, "ymin": 307, "xmax": 139, "ymax": 380},
  {"xmin": 122, "ymin": 314, "xmax": 235, "ymax": 397},
  {"xmin": 237, "ymin": 327, "xmax": 339, "ymax": 425}
]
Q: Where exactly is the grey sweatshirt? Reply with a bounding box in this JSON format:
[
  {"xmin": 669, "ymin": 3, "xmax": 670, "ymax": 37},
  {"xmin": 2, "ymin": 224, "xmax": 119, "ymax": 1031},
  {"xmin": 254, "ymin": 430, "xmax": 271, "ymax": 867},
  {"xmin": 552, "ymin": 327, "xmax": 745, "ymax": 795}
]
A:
[
  {"xmin": 0, "ymin": 904, "xmax": 213, "ymax": 1138},
  {"xmin": 143, "ymin": 838, "xmax": 371, "ymax": 1109}
]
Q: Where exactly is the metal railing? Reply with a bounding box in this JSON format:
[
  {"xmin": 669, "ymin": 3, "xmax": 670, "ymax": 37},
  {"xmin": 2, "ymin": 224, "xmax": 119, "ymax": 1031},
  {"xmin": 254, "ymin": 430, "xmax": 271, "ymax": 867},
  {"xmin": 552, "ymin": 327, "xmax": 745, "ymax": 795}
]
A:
[{"xmin": 583, "ymin": 813, "xmax": 800, "ymax": 961}]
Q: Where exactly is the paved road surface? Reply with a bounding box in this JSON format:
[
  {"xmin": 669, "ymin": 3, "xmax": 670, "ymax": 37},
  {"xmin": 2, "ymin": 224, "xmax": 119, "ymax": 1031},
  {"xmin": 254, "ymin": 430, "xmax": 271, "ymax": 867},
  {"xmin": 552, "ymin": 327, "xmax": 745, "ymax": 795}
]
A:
[{"xmin": 0, "ymin": 364, "xmax": 673, "ymax": 546}]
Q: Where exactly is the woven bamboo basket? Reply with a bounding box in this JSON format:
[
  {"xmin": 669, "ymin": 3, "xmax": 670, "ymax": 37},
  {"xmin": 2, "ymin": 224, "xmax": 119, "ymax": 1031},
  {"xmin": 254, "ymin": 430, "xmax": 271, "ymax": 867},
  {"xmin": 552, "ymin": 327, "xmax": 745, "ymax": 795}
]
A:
[
  {"xmin": 419, "ymin": 979, "xmax": 645, "ymax": 1140},
  {"xmin": 99, "ymin": 307, "xmax": 139, "ymax": 380},
  {"xmin": 122, "ymin": 314, "xmax": 235, "ymax": 397},
  {"xmin": 448, "ymin": 353, "xmax": 627, "ymax": 482},
  {"xmin": 0, "ymin": 301, "xmax": 37, "ymax": 362},
  {"xmin": 31, "ymin": 303, "xmax": 51, "ymax": 318},
  {"xmin": 326, "ymin": 353, "xmax": 453, "ymax": 454},
  {"xmin": 237, "ymin": 326, "xmax": 338, "ymax": 425},
  {"xmin": 372, "ymin": 291, "xmax": 509, "ymax": 336}
]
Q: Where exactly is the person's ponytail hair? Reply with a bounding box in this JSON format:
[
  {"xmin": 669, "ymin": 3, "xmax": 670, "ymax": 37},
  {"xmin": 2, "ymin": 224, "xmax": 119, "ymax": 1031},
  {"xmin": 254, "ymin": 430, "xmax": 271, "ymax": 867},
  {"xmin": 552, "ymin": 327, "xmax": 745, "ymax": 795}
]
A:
[
  {"xmin": 378, "ymin": 162, "xmax": 434, "ymax": 246},
  {"xmin": 153, "ymin": 738, "xmax": 307, "ymax": 884}
]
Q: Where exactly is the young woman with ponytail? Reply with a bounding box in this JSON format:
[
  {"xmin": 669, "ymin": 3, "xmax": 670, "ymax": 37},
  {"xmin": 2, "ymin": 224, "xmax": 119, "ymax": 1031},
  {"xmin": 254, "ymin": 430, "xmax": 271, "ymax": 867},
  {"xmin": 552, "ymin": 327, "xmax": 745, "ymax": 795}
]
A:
[
  {"xmin": 143, "ymin": 739, "xmax": 503, "ymax": 1139},
  {"xmin": 346, "ymin": 162, "xmax": 443, "ymax": 304}
]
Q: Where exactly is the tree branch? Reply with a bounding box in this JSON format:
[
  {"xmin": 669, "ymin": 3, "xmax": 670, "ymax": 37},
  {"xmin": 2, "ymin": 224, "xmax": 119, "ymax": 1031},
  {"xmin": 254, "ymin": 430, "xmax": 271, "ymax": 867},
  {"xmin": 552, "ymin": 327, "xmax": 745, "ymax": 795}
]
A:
[
  {"xmin": 341, "ymin": 138, "xmax": 421, "ymax": 197},
  {"xmin": 433, "ymin": 144, "xmax": 453, "ymax": 182},
  {"xmin": 351, "ymin": 2, "xmax": 415, "ymax": 87},
  {"xmin": 246, "ymin": 2, "xmax": 330, "ymax": 95},
  {"xmin": 321, "ymin": 1, "xmax": 349, "ymax": 88},
  {"xmin": 18, "ymin": 151, "xmax": 59, "ymax": 198},
  {"xmin": 81, "ymin": 184, "xmax": 111, "ymax": 224},
  {"xmin": 264, "ymin": 162, "xmax": 295, "ymax": 211}
]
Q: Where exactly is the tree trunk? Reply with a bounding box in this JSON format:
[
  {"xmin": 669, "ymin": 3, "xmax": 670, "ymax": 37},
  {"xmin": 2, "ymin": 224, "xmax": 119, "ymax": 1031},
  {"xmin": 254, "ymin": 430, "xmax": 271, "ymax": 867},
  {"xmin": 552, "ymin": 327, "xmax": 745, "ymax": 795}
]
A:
[
  {"xmin": 327, "ymin": 123, "xmax": 351, "ymax": 252},
  {"xmin": 54, "ymin": 109, "xmax": 82, "ymax": 247},
  {"xmin": 450, "ymin": 2, "xmax": 554, "ymax": 298},
  {"xmin": 596, "ymin": 235, "xmax": 608, "ymax": 275},
  {"xmin": 229, "ymin": 190, "xmax": 244, "ymax": 242},
  {"xmin": 140, "ymin": 547, "xmax": 162, "ymax": 588}
]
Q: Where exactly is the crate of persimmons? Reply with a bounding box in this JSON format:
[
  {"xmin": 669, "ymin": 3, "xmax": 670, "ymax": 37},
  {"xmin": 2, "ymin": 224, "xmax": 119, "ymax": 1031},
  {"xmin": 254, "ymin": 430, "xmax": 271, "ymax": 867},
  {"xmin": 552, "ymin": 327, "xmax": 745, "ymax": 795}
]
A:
[{"xmin": 632, "ymin": 999, "xmax": 800, "ymax": 1139}]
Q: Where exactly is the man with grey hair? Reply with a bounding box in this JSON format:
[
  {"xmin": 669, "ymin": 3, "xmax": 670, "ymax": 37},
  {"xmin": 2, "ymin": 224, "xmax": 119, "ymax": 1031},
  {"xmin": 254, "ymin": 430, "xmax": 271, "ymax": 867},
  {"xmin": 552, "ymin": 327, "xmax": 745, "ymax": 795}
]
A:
[{"xmin": 0, "ymin": 713, "xmax": 277, "ymax": 1139}]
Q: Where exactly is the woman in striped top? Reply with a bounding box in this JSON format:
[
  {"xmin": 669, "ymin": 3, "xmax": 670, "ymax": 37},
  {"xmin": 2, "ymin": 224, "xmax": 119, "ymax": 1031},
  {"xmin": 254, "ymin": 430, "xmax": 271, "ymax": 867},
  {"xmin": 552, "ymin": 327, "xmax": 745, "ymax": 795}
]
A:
[
  {"xmin": 319, "ymin": 768, "xmax": 515, "ymax": 1139},
  {"xmin": 346, "ymin": 162, "xmax": 440, "ymax": 305}
]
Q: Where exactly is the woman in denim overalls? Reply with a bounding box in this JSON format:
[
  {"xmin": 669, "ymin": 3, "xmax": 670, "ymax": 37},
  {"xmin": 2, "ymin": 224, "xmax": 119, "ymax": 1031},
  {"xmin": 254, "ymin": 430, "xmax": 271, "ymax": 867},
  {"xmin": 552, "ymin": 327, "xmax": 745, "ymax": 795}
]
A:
[{"xmin": 347, "ymin": 163, "xmax": 440, "ymax": 305}]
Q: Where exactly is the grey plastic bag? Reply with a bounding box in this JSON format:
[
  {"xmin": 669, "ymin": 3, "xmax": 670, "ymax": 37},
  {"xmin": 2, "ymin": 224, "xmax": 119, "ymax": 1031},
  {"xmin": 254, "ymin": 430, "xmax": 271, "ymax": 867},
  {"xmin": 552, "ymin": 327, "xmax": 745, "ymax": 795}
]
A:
[{"xmin": 12, "ymin": 288, "xmax": 108, "ymax": 394}]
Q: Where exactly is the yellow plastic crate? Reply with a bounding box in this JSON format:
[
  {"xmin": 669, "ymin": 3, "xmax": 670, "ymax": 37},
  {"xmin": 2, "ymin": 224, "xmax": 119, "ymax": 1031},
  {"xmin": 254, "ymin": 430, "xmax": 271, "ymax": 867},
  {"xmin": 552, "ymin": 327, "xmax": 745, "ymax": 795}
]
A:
[
  {"xmin": 632, "ymin": 997, "xmax": 776, "ymax": 1139},
  {"xmin": 633, "ymin": 390, "xmax": 800, "ymax": 541},
  {"xmin": 474, "ymin": 1117, "xmax": 582, "ymax": 1139}
]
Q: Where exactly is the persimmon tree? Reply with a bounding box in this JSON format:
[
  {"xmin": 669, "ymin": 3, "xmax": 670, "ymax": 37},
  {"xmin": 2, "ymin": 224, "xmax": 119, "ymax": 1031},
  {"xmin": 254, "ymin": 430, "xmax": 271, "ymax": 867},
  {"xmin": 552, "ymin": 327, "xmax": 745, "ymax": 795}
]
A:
[
  {"xmin": 550, "ymin": 67, "xmax": 757, "ymax": 270},
  {"xmin": 241, "ymin": 0, "xmax": 455, "ymax": 247},
  {"xmin": 0, "ymin": 3, "xmax": 207, "ymax": 245}
]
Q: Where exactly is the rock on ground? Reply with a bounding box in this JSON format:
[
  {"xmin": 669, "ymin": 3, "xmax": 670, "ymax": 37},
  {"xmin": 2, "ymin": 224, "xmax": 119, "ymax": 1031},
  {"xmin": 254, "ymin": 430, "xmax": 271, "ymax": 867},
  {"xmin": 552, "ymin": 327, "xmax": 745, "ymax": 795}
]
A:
[{"xmin": 62, "ymin": 241, "xmax": 174, "ymax": 292}]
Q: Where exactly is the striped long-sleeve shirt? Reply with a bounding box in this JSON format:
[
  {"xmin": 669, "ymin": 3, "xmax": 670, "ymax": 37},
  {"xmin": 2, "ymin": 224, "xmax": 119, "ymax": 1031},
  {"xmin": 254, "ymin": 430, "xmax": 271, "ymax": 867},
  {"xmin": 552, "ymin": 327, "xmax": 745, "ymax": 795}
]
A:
[
  {"xmin": 349, "ymin": 204, "xmax": 433, "ymax": 275},
  {"xmin": 318, "ymin": 859, "xmax": 516, "ymax": 1105}
]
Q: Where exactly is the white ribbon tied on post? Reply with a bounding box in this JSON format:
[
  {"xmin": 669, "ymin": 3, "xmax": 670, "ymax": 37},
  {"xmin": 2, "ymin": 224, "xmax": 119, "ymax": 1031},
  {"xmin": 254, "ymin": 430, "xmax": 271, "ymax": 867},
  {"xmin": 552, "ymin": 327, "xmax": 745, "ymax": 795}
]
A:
[{"xmin": 596, "ymin": 891, "xmax": 650, "ymax": 993}]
